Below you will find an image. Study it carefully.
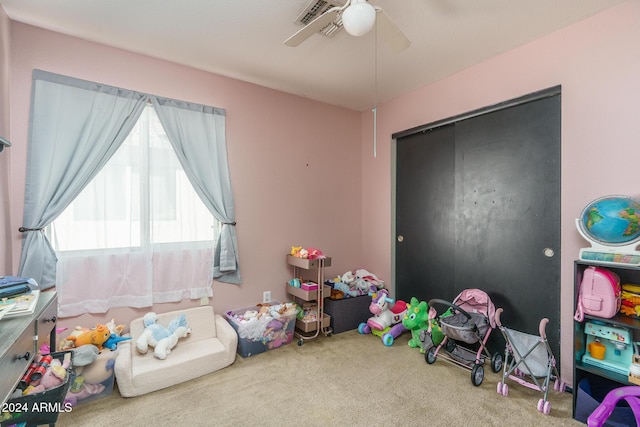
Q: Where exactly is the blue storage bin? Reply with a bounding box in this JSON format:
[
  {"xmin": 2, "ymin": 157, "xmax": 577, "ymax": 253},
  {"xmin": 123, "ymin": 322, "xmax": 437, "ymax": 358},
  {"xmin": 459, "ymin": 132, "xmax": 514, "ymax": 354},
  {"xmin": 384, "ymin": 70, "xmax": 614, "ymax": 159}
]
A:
[{"xmin": 575, "ymin": 376, "xmax": 637, "ymax": 427}]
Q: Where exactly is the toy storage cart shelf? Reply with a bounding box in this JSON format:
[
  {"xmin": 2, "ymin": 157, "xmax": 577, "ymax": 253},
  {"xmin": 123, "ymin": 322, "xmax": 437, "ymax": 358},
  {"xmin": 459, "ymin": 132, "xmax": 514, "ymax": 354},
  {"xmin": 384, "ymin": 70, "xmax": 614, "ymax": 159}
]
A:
[
  {"xmin": 572, "ymin": 260, "xmax": 640, "ymax": 424},
  {"xmin": 286, "ymin": 255, "xmax": 332, "ymax": 345}
]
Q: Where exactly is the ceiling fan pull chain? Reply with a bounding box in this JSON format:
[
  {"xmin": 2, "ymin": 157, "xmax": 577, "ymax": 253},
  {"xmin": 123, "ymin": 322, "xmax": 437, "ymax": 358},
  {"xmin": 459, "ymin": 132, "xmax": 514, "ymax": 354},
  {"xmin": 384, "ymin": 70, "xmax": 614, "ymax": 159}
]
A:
[
  {"xmin": 373, "ymin": 107, "xmax": 377, "ymax": 158},
  {"xmin": 373, "ymin": 16, "xmax": 378, "ymax": 159}
]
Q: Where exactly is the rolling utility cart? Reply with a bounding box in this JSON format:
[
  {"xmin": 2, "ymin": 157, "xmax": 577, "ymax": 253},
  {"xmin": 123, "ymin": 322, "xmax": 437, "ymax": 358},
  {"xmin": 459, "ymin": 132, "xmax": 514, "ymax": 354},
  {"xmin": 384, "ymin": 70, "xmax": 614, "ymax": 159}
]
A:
[{"xmin": 285, "ymin": 255, "xmax": 332, "ymax": 345}]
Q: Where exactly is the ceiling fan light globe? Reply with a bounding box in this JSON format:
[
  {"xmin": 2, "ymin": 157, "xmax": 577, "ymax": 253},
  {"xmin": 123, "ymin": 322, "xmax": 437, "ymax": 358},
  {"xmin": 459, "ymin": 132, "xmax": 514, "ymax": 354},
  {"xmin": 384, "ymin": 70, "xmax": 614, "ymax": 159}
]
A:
[{"xmin": 342, "ymin": 2, "xmax": 376, "ymax": 37}]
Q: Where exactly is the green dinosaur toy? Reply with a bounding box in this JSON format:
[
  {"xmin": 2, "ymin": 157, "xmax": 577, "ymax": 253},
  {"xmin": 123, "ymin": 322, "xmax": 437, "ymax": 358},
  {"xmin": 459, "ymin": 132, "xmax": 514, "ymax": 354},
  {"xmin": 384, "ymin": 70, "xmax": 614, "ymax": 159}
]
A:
[{"xmin": 402, "ymin": 297, "xmax": 431, "ymax": 352}]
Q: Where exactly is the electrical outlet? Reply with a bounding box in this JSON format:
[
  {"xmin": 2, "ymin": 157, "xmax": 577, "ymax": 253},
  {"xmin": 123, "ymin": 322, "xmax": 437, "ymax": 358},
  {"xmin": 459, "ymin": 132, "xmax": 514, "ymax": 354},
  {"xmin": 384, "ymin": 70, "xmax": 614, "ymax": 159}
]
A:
[
  {"xmin": 263, "ymin": 291, "xmax": 271, "ymax": 304},
  {"xmin": 200, "ymin": 296, "xmax": 209, "ymax": 305}
]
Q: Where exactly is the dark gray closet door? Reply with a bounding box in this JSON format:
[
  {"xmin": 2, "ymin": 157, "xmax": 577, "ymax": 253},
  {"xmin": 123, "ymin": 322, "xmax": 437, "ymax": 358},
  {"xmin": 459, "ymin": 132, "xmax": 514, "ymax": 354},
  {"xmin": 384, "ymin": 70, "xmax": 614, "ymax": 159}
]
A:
[
  {"xmin": 396, "ymin": 124, "xmax": 456, "ymax": 303},
  {"xmin": 395, "ymin": 91, "xmax": 561, "ymax": 360}
]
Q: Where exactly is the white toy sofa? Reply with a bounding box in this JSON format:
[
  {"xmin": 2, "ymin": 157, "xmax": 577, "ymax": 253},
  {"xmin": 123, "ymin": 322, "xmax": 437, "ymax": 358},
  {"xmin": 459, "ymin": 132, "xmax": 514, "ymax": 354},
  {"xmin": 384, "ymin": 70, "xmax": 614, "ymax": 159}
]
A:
[{"xmin": 114, "ymin": 305, "xmax": 237, "ymax": 397}]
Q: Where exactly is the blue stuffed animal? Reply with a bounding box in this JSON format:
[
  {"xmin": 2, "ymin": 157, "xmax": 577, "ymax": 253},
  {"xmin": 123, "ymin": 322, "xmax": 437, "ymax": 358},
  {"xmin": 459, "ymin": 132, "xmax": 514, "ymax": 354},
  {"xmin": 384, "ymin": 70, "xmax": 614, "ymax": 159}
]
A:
[{"xmin": 135, "ymin": 312, "xmax": 188, "ymax": 355}]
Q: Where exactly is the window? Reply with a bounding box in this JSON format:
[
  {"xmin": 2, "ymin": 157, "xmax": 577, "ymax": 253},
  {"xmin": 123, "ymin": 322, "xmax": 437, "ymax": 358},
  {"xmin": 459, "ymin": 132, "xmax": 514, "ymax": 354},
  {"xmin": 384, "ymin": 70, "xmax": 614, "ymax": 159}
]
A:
[
  {"xmin": 50, "ymin": 106, "xmax": 220, "ymax": 252},
  {"xmin": 22, "ymin": 71, "xmax": 238, "ymax": 319},
  {"xmin": 50, "ymin": 105, "xmax": 221, "ymax": 316}
]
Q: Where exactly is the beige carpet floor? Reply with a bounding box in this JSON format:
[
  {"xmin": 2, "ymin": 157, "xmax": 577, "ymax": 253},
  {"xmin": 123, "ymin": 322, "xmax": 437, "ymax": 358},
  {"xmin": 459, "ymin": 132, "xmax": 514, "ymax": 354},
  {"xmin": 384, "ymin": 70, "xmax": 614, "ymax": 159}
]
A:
[{"xmin": 56, "ymin": 330, "xmax": 581, "ymax": 427}]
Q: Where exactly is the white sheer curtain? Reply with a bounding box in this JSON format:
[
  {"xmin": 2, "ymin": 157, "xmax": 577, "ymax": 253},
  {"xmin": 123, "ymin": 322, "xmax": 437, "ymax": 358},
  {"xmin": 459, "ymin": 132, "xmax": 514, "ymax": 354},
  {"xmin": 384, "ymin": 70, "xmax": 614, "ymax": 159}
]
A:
[{"xmin": 53, "ymin": 106, "xmax": 218, "ymax": 317}]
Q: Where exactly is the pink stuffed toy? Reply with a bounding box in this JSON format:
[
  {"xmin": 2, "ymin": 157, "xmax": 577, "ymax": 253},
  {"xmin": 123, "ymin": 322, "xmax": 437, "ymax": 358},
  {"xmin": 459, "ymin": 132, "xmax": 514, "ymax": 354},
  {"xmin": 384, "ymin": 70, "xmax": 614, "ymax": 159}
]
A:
[
  {"xmin": 306, "ymin": 248, "xmax": 325, "ymax": 260},
  {"xmin": 65, "ymin": 382, "xmax": 105, "ymax": 406},
  {"xmin": 25, "ymin": 356, "xmax": 70, "ymax": 395}
]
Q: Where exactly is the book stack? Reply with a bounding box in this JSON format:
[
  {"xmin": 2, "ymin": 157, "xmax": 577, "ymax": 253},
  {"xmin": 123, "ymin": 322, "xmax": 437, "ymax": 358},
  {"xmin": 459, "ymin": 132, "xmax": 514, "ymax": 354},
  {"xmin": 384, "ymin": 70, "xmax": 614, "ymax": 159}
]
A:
[{"xmin": 0, "ymin": 276, "xmax": 40, "ymax": 319}]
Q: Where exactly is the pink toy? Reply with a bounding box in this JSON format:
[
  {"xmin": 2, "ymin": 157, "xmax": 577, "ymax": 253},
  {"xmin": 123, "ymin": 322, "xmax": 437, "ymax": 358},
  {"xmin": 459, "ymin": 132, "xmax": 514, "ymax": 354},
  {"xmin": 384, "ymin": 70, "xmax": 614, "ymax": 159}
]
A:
[
  {"xmin": 25, "ymin": 354, "xmax": 71, "ymax": 395},
  {"xmin": 358, "ymin": 289, "xmax": 408, "ymax": 346},
  {"xmin": 365, "ymin": 289, "xmax": 407, "ymax": 330},
  {"xmin": 574, "ymin": 266, "xmax": 621, "ymax": 321},
  {"xmin": 65, "ymin": 382, "xmax": 106, "ymax": 406},
  {"xmin": 306, "ymin": 248, "xmax": 325, "ymax": 260}
]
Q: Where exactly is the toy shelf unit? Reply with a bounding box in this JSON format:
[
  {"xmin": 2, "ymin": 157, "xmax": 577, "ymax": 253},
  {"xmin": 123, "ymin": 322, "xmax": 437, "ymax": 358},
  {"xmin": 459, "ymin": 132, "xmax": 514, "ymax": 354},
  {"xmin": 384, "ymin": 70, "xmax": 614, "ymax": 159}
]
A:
[
  {"xmin": 286, "ymin": 255, "xmax": 332, "ymax": 345},
  {"xmin": 572, "ymin": 260, "xmax": 640, "ymax": 425}
]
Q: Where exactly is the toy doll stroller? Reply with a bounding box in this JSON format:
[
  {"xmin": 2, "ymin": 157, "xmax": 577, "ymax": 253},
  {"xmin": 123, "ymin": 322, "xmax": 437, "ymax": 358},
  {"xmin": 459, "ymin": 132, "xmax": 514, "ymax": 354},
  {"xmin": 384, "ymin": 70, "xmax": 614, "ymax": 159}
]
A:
[
  {"xmin": 426, "ymin": 289, "xmax": 503, "ymax": 386},
  {"xmin": 494, "ymin": 307, "xmax": 566, "ymax": 415}
]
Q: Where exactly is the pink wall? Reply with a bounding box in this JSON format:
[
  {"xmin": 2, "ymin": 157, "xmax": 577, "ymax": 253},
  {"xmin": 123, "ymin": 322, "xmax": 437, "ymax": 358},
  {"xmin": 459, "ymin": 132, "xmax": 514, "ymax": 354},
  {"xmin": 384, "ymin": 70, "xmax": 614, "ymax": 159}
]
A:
[
  {"xmin": 4, "ymin": 2, "xmax": 639, "ymax": 384},
  {"xmin": 361, "ymin": 0, "xmax": 640, "ymax": 384},
  {"xmin": 7, "ymin": 23, "xmax": 363, "ymax": 329}
]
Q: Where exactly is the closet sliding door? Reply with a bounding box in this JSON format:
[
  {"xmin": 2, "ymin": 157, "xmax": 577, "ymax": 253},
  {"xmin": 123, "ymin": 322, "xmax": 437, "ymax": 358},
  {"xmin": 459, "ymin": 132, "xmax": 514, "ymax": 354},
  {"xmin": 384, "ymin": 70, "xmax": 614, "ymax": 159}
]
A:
[{"xmin": 394, "ymin": 87, "xmax": 561, "ymax": 360}]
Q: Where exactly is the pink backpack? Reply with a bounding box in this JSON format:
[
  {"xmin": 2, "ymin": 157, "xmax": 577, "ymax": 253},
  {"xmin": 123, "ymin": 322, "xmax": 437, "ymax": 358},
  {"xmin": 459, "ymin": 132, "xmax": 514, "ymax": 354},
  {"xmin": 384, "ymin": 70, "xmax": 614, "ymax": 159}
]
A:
[{"xmin": 574, "ymin": 266, "xmax": 621, "ymax": 321}]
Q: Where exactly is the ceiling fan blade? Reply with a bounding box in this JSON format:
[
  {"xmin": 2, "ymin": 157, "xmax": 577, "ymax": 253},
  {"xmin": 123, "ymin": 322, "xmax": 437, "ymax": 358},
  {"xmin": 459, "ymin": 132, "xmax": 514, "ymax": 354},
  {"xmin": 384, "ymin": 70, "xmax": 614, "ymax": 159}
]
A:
[
  {"xmin": 376, "ymin": 9, "xmax": 411, "ymax": 53},
  {"xmin": 284, "ymin": 7, "xmax": 342, "ymax": 47}
]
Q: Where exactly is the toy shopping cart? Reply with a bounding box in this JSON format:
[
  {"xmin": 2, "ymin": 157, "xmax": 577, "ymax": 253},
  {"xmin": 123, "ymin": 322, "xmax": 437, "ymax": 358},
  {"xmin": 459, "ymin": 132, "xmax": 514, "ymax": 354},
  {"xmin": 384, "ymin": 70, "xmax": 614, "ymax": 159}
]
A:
[
  {"xmin": 495, "ymin": 307, "xmax": 566, "ymax": 415},
  {"xmin": 426, "ymin": 289, "xmax": 503, "ymax": 386}
]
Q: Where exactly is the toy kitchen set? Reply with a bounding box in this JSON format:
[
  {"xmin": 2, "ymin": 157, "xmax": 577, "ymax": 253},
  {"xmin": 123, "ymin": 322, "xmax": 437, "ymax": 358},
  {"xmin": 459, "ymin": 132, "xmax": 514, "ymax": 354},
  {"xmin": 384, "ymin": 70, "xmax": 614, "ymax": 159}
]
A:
[{"xmin": 582, "ymin": 321, "xmax": 634, "ymax": 376}]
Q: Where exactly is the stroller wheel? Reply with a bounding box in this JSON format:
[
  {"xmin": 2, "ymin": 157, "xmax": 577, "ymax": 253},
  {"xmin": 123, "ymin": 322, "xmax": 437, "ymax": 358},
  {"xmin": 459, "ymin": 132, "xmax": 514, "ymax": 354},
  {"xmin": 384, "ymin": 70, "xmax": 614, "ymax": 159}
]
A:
[
  {"xmin": 490, "ymin": 352, "xmax": 503, "ymax": 373},
  {"xmin": 471, "ymin": 363, "xmax": 484, "ymax": 386},
  {"xmin": 497, "ymin": 382, "xmax": 508, "ymax": 396},
  {"xmin": 445, "ymin": 339, "xmax": 456, "ymax": 353},
  {"xmin": 554, "ymin": 379, "xmax": 566, "ymax": 392},
  {"xmin": 426, "ymin": 346, "xmax": 437, "ymax": 364},
  {"xmin": 543, "ymin": 400, "xmax": 551, "ymax": 415}
]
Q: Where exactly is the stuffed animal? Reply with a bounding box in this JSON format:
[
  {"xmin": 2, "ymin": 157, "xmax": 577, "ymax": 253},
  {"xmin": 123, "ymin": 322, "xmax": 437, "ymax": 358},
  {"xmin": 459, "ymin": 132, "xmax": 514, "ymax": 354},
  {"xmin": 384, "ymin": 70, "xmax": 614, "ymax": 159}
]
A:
[
  {"xmin": 353, "ymin": 277, "xmax": 372, "ymax": 294},
  {"xmin": 65, "ymin": 381, "xmax": 105, "ymax": 406},
  {"xmin": 136, "ymin": 312, "xmax": 190, "ymax": 359},
  {"xmin": 103, "ymin": 317, "xmax": 130, "ymax": 350},
  {"xmin": 355, "ymin": 268, "xmax": 385, "ymax": 290},
  {"xmin": 328, "ymin": 279, "xmax": 359, "ymax": 299},
  {"xmin": 24, "ymin": 354, "xmax": 71, "ymax": 395},
  {"xmin": 66, "ymin": 324, "xmax": 111, "ymax": 351},
  {"xmin": 341, "ymin": 271, "xmax": 355, "ymax": 285},
  {"xmin": 105, "ymin": 318, "xmax": 126, "ymax": 336},
  {"xmin": 76, "ymin": 352, "xmax": 116, "ymax": 384},
  {"xmin": 306, "ymin": 248, "xmax": 325, "ymax": 260},
  {"xmin": 153, "ymin": 325, "xmax": 191, "ymax": 359},
  {"xmin": 103, "ymin": 334, "xmax": 131, "ymax": 351},
  {"xmin": 71, "ymin": 344, "xmax": 100, "ymax": 367},
  {"xmin": 402, "ymin": 297, "xmax": 431, "ymax": 352}
]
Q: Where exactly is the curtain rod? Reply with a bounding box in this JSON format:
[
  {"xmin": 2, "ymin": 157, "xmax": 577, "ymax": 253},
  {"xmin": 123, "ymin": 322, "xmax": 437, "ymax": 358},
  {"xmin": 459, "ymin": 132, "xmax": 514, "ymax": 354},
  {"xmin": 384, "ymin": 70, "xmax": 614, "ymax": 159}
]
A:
[{"xmin": 0, "ymin": 135, "xmax": 11, "ymax": 153}]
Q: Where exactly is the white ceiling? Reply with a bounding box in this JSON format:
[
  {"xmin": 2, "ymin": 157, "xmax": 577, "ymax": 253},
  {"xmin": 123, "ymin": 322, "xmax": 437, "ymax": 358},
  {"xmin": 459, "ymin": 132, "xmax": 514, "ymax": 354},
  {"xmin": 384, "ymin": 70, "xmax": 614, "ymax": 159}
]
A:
[{"xmin": 0, "ymin": 0, "xmax": 626, "ymax": 111}]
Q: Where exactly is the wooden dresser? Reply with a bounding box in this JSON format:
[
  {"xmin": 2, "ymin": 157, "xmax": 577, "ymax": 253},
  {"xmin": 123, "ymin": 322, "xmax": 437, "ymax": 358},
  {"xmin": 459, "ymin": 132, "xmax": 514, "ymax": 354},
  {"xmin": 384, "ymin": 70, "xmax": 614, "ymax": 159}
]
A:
[{"xmin": 0, "ymin": 290, "xmax": 57, "ymax": 405}]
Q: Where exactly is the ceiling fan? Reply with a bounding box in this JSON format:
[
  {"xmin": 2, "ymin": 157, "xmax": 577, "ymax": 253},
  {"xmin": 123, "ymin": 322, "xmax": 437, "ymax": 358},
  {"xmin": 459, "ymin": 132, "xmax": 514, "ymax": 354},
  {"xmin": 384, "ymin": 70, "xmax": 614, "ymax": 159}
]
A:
[{"xmin": 284, "ymin": 0, "xmax": 411, "ymax": 53}]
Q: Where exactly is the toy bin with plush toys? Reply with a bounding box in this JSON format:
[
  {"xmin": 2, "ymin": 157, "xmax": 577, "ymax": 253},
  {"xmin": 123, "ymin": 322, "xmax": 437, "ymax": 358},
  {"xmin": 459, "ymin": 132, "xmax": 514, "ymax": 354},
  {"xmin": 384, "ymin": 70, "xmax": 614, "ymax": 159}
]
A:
[
  {"xmin": 56, "ymin": 317, "xmax": 129, "ymax": 406},
  {"xmin": 225, "ymin": 302, "xmax": 298, "ymax": 357},
  {"xmin": 1, "ymin": 351, "xmax": 73, "ymax": 427}
]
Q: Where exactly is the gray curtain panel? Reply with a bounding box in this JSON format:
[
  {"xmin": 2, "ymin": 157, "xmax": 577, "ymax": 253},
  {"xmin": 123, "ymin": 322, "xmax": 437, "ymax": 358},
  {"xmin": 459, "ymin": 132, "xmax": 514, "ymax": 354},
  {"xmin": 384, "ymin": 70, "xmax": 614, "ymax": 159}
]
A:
[
  {"xmin": 19, "ymin": 70, "xmax": 147, "ymax": 288},
  {"xmin": 20, "ymin": 70, "xmax": 240, "ymax": 288},
  {"xmin": 151, "ymin": 96, "xmax": 240, "ymax": 284}
]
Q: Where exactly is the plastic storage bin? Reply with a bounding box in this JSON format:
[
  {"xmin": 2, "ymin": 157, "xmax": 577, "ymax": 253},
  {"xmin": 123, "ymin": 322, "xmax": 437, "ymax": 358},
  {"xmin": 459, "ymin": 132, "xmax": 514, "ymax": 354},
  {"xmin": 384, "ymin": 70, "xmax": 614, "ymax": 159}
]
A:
[
  {"xmin": 65, "ymin": 349, "xmax": 117, "ymax": 407},
  {"xmin": 575, "ymin": 376, "xmax": 636, "ymax": 426},
  {"xmin": 226, "ymin": 302, "xmax": 297, "ymax": 357}
]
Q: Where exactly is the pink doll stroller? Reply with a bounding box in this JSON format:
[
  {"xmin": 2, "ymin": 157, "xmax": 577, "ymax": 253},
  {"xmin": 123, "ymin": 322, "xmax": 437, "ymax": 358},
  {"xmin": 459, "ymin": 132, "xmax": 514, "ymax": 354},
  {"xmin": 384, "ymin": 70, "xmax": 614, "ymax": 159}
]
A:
[
  {"xmin": 426, "ymin": 289, "xmax": 503, "ymax": 386},
  {"xmin": 495, "ymin": 307, "xmax": 566, "ymax": 415}
]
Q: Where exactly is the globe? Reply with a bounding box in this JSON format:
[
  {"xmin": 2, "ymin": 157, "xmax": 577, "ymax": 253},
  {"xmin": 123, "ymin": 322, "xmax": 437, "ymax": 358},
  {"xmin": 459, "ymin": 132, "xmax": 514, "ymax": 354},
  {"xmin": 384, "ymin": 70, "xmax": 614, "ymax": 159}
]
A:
[{"xmin": 579, "ymin": 195, "xmax": 640, "ymax": 246}]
